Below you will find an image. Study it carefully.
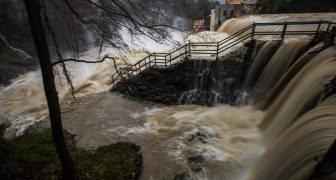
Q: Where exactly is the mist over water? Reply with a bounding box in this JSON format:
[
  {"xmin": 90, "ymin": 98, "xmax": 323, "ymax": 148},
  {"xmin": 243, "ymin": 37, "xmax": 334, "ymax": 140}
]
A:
[{"xmin": 0, "ymin": 26, "xmax": 190, "ymax": 135}]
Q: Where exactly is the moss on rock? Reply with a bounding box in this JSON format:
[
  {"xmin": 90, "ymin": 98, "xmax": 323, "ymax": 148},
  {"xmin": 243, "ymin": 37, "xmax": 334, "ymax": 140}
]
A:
[{"xmin": 0, "ymin": 130, "xmax": 142, "ymax": 179}]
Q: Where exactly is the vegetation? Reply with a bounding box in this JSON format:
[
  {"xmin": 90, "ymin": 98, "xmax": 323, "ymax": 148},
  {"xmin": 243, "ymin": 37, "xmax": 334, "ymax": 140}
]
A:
[
  {"xmin": 258, "ymin": 0, "xmax": 336, "ymax": 13},
  {"xmin": 0, "ymin": 130, "xmax": 142, "ymax": 179}
]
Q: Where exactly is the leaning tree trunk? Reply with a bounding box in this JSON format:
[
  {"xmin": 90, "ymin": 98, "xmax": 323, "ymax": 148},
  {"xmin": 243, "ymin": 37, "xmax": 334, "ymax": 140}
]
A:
[{"xmin": 24, "ymin": 0, "xmax": 76, "ymax": 179}]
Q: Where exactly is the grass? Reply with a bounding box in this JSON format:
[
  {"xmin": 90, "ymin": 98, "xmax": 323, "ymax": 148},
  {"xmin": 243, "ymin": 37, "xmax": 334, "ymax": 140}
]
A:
[
  {"xmin": 0, "ymin": 130, "xmax": 143, "ymax": 179},
  {"xmin": 122, "ymin": 94, "xmax": 148, "ymax": 103}
]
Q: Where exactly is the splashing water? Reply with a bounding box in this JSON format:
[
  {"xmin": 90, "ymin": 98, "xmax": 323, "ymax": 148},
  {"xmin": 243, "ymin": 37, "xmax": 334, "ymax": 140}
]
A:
[
  {"xmin": 61, "ymin": 95, "xmax": 265, "ymax": 179},
  {"xmin": 0, "ymin": 28, "xmax": 189, "ymax": 136},
  {"xmin": 248, "ymin": 95, "xmax": 336, "ymax": 180}
]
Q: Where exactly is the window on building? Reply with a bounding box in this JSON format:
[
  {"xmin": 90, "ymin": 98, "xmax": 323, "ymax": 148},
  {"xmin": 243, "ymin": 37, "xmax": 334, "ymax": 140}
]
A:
[{"xmin": 230, "ymin": 10, "xmax": 234, "ymax": 17}]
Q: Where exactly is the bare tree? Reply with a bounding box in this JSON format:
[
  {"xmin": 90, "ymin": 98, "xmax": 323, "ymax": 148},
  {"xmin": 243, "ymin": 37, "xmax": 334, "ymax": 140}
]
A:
[
  {"xmin": 24, "ymin": 0, "xmax": 181, "ymax": 178},
  {"xmin": 23, "ymin": 0, "xmax": 76, "ymax": 179}
]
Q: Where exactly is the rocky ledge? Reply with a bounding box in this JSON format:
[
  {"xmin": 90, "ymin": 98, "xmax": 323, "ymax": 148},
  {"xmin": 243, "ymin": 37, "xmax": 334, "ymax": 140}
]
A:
[{"xmin": 111, "ymin": 44, "xmax": 253, "ymax": 106}]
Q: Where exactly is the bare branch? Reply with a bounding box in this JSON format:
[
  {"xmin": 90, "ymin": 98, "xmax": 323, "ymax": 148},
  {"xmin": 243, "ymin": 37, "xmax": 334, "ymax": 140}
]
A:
[{"xmin": 52, "ymin": 55, "xmax": 115, "ymax": 66}]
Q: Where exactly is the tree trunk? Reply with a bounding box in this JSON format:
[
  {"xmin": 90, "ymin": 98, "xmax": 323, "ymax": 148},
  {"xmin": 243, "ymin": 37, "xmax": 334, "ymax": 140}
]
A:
[{"xmin": 23, "ymin": 0, "xmax": 76, "ymax": 179}]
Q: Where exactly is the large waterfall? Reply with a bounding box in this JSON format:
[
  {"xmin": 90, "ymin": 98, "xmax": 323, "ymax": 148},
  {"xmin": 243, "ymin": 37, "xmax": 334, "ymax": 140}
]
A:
[
  {"xmin": 250, "ymin": 94, "xmax": 336, "ymax": 180},
  {"xmin": 1, "ymin": 13, "xmax": 336, "ymax": 179}
]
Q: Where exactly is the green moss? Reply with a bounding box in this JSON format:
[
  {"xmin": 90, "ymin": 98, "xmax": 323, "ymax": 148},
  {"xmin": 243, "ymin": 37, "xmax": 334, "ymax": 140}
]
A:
[
  {"xmin": 122, "ymin": 94, "xmax": 148, "ymax": 103},
  {"xmin": 0, "ymin": 131, "xmax": 142, "ymax": 179}
]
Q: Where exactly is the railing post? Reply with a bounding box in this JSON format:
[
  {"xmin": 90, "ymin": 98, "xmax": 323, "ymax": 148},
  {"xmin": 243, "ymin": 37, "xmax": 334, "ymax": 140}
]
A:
[
  {"xmin": 251, "ymin": 23, "xmax": 256, "ymax": 40},
  {"xmin": 331, "ymin": 26, "xmax": 336, "ymax": 43},
  {"xmin": 149, "ymin": 55, "xmax": 151, "ymax": 66},
  {"xmin": 154, "ymin": 52, "xmax": 157, "ymax": 66},
  {"xmin": 111, "ymin": 75, "xmax": 115, "ymax": 85},
  {"xmin": 164, "ymin": 56, "xmax": 167, "ymax": 67},
  {"xmin": 216, "ymin": 42, "xmax": 219, "ymax": 60},
  {"xmin": 312, "ymin": 20, "xmax": 322, "ymax": 43},
  {"xmin": 326, "ymin": 21, "xmax": 332, "ymax": 32},
  {"xmin": 188, "ymin": 43, "xmax": 191, "ymax": 57},
  {"xmin": 169, "ymin": 53, "xmax": 172, "ymax": 65},
  {"xmin": 184, "ymin": 44, "xmax": 188, "ymax": 59},
  {"xmin": 281, "ymin": 21, "xmax": 288, "ymax": 40}
]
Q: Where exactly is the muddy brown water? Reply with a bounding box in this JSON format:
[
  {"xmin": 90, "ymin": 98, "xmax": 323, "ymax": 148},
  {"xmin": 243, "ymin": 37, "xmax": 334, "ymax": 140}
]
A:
[{"xmin": 59, "ymin": 92, "xmax": 263, "ymax": 180}]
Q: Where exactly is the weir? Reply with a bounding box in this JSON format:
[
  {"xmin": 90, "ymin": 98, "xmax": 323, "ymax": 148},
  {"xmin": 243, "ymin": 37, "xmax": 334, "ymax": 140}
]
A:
[{"xmin": 111, "ymin": 21, "xmax": 336, "ymax": 85}]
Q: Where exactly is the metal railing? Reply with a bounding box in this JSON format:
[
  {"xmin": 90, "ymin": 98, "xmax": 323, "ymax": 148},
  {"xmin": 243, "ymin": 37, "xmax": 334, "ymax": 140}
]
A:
[{"xmin": 111, "ymin": 20, "xmax": 336, "ymax": 85}]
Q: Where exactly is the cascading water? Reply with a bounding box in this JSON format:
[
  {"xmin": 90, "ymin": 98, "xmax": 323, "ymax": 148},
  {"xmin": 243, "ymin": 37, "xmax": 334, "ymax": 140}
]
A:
[
  {"xmin": 253, "ymin": 38, "xmax": 310, "ymax": 100},
  {"xmin": 259, "ymin": 42, "xmax": 327, "ymax": 110},
  {"xmin": 242, "ymin": 40, "xmax": 281, "ymax": 89},
  {"xmin": 248, "ymin": 94, "xmax": 336, "ymax": 180},
  {"xmin": 259, "ymin": 47, "xmax": 336, "ymax": 145},
  {"xmin": 179, "ymin": 46, "xmax": 246, "ymax": 106}
]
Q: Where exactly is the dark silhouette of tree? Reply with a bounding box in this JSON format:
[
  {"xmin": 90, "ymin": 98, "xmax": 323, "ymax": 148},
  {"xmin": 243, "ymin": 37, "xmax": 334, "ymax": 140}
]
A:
[{"xmin": 23, "ymin": 0, "xmax": 76, "ymax": 179}]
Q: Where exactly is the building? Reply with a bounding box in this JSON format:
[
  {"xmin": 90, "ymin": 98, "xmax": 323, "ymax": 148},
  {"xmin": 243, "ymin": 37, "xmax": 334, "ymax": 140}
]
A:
[
  {"xmin": 241, "ymin": 0, "xmax": 259, "ymax": 14},
  {"xmin": 210, "ymin": 0, "xmax": 258, "ymax": 31}
]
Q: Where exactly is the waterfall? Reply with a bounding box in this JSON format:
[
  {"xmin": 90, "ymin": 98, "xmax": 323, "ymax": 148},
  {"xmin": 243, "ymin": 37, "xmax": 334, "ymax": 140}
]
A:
[
  {"xmin": 179, "ymin": 48, "xmax": 245, "ymax": 106},
  {"xmin": 242, "ymin": 40, "xmax": 281, "ymax": 90},
  {"xmin": 253, "ymin": 38, "xmax": 310, "ymax": 100},
  {"xmin": 259, "ymin": 42, "xmax": 327, "ymax": 110},
  {"xmin": 259, "ymin": 47, "xmax": 336, "ymax": 145},
  {"xmin": 0, "ymin": 32, "xmax": 32, "ymax": 60},
  {"xmin": 248, "ymin": 95, "xmax": 336, "ymax": 180}
]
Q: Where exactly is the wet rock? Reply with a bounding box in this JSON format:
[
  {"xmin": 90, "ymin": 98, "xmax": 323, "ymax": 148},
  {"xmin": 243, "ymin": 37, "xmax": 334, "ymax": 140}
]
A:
[
  {"xmin": 187, "ymin": 131, "xmax": 209, "ymax": 144},
  {"xmin": 192, "ymin": 167, "xmax": 202, "ymax": 173},
  {"xmin": 172, "ymin": 173, "xmax": 190, "ymax": 180},
  {"xmin": 187, "ymin": 155, "xmax": 204, "ymax": 164},
  {"xmin": 0, "ymin": 120, "xmax": 9, "ymax": 138},
  {"xmin": 112, "ymin": 45, "xmax": 249, "ymax": 106},
  {"xmin": 22, "ymin": 119, "xmax": 50, "ymax": 136}
]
